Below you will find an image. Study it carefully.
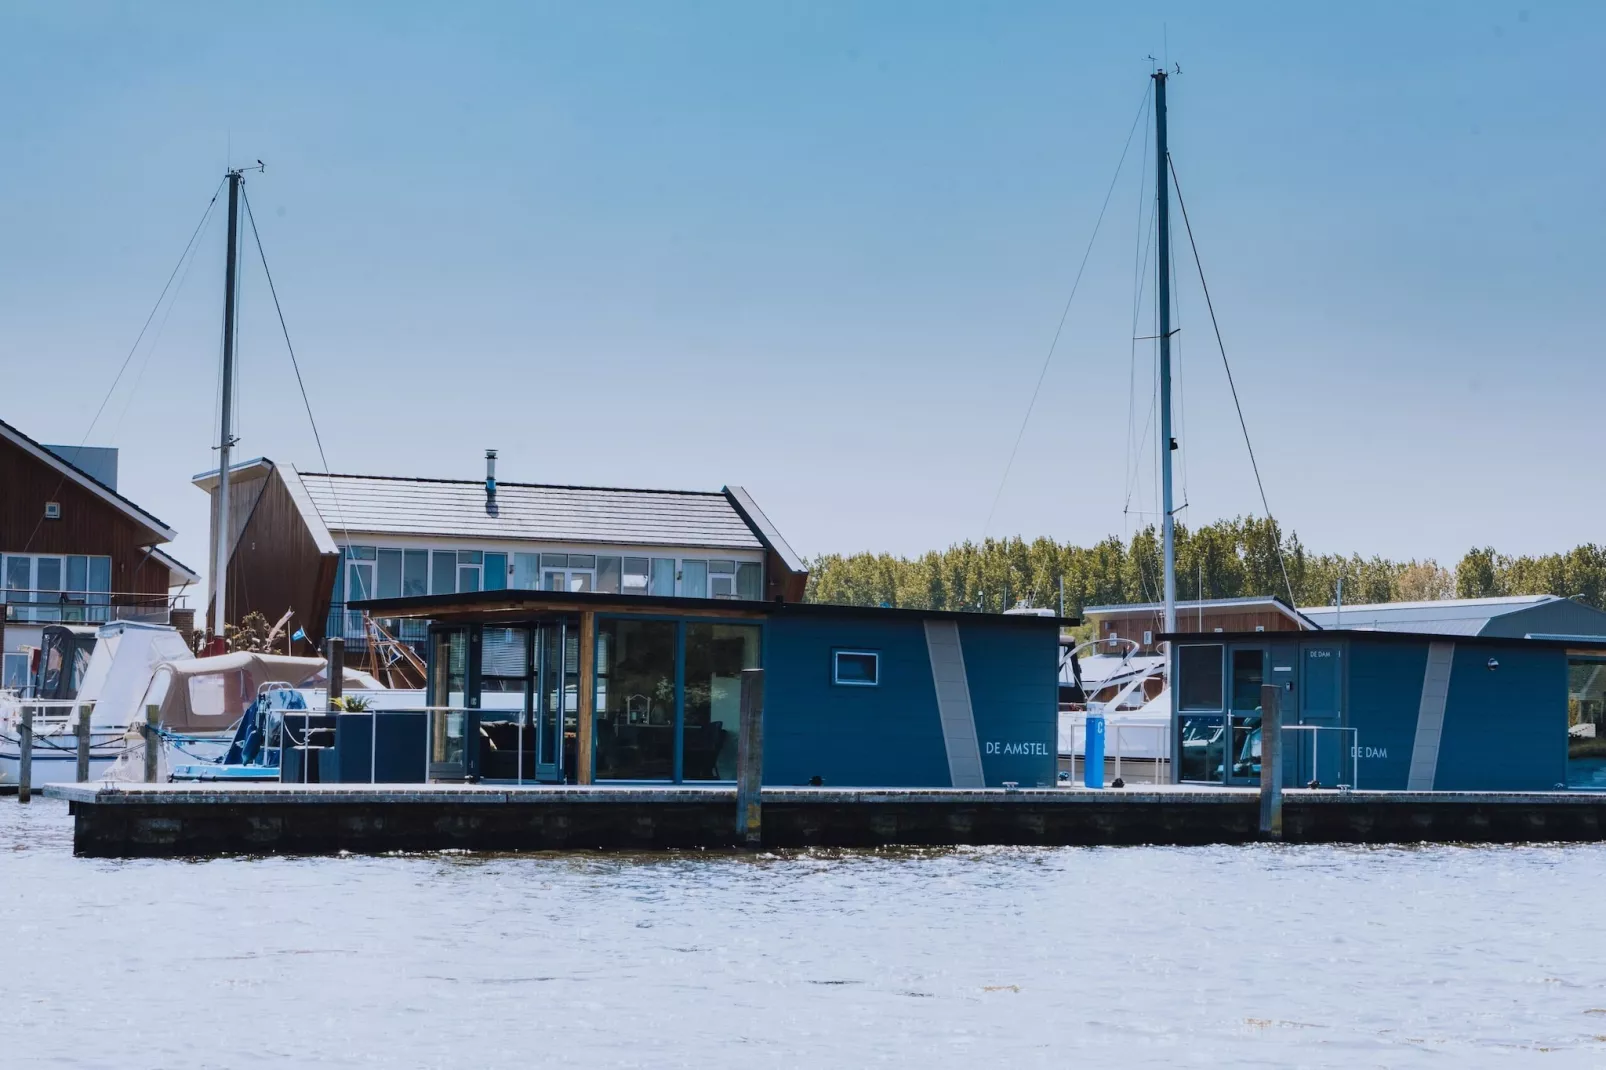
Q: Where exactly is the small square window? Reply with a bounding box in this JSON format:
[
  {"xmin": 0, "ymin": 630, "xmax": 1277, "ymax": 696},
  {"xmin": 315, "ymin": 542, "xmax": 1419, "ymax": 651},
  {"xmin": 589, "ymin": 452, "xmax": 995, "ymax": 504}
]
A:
[{"xmin": 833, "ymin": 650, "xmax": 879, "ymax": 686}]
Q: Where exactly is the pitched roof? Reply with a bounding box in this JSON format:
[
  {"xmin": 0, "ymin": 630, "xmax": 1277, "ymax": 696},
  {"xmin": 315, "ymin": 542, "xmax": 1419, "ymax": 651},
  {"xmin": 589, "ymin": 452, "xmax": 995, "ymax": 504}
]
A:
[
  {"xmin": 294, "ymin": 472, "xmax": 766, "ymax": 551},
  {"xmin": 0, "ymin": 416, "xmax": 175, "ymax": 542}
]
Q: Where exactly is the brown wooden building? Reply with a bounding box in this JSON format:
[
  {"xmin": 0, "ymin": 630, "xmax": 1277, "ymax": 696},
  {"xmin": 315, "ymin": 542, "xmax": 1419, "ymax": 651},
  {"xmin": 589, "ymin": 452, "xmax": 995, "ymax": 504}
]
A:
[
  {"xmin": 195, "ymin": 455, "xmax": 808, "ymax": 667},
  {"xmin": 1083, "ymin": 596, "xmax": 1318, "ymax": 654},
  {"xmin": 1, "ymin": 417, "xmax": 197, "ymax": 687}
]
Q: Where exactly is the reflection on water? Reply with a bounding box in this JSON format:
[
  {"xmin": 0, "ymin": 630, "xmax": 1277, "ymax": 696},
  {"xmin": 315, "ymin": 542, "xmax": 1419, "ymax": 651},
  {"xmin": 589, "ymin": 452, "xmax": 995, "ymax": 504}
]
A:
[{"xmin": 4, "ymin": 799, "xmax": 1606, "ymax": 1068}]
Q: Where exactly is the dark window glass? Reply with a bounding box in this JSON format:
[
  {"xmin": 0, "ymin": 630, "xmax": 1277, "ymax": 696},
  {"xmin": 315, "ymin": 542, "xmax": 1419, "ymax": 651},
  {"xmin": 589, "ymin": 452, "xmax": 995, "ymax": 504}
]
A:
[
  {"xmin": 377, "ymin": 549, "xmax": 403, "ymax": 599},
  {"xmin": 684, "ymin": 623, "xmax": 759, "ymax": 780},
  {"xmin": 596, "ymin": 557, "xmax": 622, "ymax": 594},
  {"xmin": 834, "ymin": 651, "xmax": 878, "ymax": 686},
  {"xmin": 736, "ymin": 561, "xmax": 762, "ymax": 600},
  {"xmin": 431, "ymin": 551, "xmax": 457, "ymax": 595},
  {"xmin": 1178, "ymin": 715, "xmax": 1226, "ymax": 782},
  {"xmin": 594, "ymin": 618, "xmax": 677, "ymax": 781},
  {"xmin": 1231, "ymin": 649, "xmax": 1265, "ymax": 710},
  {"xmin": 403, "ymin": 550, "xmax": 429, "ymax": 597},
  {"xmin": 483, "ymin": 553, "xmax": 507, "ymax": 592},
  {"xmin": 1177, "ymin": 645, "xmax": 1224, "ymax": 711}
]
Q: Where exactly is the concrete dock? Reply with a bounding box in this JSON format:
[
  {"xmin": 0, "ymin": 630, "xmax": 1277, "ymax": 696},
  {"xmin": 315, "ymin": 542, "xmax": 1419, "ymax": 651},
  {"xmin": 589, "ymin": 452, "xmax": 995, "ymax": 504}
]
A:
[{"xmin": 42, "ymin": 782, "xmax": 1606, "ymax": 857}]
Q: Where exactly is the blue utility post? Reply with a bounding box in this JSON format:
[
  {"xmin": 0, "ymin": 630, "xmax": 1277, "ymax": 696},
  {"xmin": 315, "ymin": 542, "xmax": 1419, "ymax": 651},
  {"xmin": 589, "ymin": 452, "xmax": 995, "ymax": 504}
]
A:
[{"xmin": 1084, "ymin": 714, "xmax": 1106, "ymax": 789}]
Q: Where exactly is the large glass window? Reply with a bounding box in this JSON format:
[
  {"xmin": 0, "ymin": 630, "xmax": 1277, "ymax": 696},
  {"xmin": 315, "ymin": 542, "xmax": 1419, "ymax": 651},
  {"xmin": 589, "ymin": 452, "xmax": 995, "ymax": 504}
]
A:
[
  {"xmin": 478, "ymin": 626, "xmax": 530, "ymax": 780},
  {"xmin": 1178, "ymin": 715, "xmax": 1226, "ymax": 783},
  {"xmin": 512, "ymin": 552, "xmax": 539, "ymax": 590},
  {"xmin": 737, "ymin": 561, "xmax": 762, "ymax": 601},
  {"xmin": 457, "ymin": 550, "xmax": 482, "ymax": 593},
  {"xmin": 594, "ymin": 618, "xmax": 678, "ymax": 780},
  {"xmin": 681, "ymin": 560, "xmax": 708, "ymax": 598},
  {"xmin": 483, "ymin": 552, "xmax": 508, "ymax": 592},
  {"xmin": 429, "ymin": 629, "xmax": 469, "ymax": 774},
  {"xmin": 623, "ymin": 558, "xmax": 650, "ymax": 594},
  {"xmin": 1177, "ymin": 645, "xmax": 1225, "ymax": 711},
  {"xmin": 431, "ymin": 551, "xmax": 457, "ymax": 596},
  {"xmin": 596, "ymin": 556, "xmax": 622, "ymax": 594},
  {"xmin": 377, "ymin": 549, "xmax": 403, "ymax": 599},
  {"xmin": 650, "ymin": 558, "xmax": 675, "ymax": 597},
  {"xmin": 1569, "ymin": 657, "xmax": 1606, "ymax": 789},
  {"xmin": 1231, "ymin": 649, "xmax": 1265, "ymax": 711},
  {"xmin": 708, "ymin": 559, "xmax": 737, "ymax": 599},
  {"xmin": 684, "ymin": 623, "xmax": 760, "ymax": 780},
  {"xmin": 403, "ymin": 550, "xmax": 429, "ymax": 597}
]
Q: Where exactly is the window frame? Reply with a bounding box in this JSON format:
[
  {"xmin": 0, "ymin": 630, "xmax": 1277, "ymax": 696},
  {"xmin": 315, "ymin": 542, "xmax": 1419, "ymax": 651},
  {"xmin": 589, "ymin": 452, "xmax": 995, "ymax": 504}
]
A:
[
  {"xmin": 832, "ymin": 649, "xmax": 880, "ymax": 687},
  {"xmin": 1176, "ymin": 643, "xmax": 1226, "ymax": 712}
]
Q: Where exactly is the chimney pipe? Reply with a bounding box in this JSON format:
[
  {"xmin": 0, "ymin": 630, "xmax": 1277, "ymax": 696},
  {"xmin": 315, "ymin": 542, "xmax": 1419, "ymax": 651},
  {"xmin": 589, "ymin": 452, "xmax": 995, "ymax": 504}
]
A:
[{"xmin": 485, "ymin": 449, "xmax": 498, "ymax": 508}]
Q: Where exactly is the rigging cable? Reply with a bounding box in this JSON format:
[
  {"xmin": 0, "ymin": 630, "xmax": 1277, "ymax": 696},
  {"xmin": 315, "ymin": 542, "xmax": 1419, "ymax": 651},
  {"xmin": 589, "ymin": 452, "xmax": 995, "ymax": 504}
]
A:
[
  {"xmin": 981, "ymin": 83, "xmax": 1152, "ymax": 537},
  {"xmin": 240, "ymin": 188, "xmax": 352, "ymax": 543},
  {"xmin": 1166, "ymin": 152, "xmax": 1296, "ymax": 608},
  {"xmin": 21, "ymin": 179, "xmax": 226, "ymax": 555}
]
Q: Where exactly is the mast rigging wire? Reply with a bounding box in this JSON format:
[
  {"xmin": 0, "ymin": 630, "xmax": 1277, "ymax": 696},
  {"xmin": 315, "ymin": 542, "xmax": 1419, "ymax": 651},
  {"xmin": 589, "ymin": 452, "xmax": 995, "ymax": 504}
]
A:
[
  {"xmin": 981, "ymin": 84, "xmax": 1152, "ymax": 537},
  {"xmin": 240, "ymin": 188, "xmax": 351, "ymax": 541},
  {"xmin": 1166, "ymin": 152, "xmax": 1297, "ymax": 608},
  {"xmin": 22, "ymin": 179, "xmax": 226, "ymax": 555}
]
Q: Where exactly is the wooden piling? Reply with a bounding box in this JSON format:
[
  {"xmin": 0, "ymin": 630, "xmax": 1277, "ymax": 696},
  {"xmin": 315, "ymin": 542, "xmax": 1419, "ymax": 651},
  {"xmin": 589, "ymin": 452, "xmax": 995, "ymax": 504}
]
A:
[
  {"xmin": 735, "ymin": 668, "xmax": 765, "ymax": 847},
  {"xmin": 17, "ymin": 704, "xmax": 32, "ymax": 804},
  {"xmin": 143, "ymin": 704, "xmax": 160, "ymax": 784},
  {"xmin": 1259, "ymin": 684, "xmax": 1283, "ymax": 840},
  {"xmin": 76, "ymin": 705, "xmax": 92, "ymax": 782},
  {"xmin": 324, "ymin": 637, "xmax": 344, "ymax": 706}
]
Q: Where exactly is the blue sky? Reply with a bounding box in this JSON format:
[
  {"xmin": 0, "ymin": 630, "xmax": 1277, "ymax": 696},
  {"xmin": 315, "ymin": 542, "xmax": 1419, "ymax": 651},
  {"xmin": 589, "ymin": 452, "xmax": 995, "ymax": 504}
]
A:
[{"xmin": 2, "ymin": 2, "xmax": 1601, "ymax": 593}]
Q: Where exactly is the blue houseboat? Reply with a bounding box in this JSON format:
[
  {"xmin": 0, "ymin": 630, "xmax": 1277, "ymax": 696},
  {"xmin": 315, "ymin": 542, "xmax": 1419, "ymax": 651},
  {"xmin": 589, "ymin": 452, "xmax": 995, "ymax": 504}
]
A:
[
  {"xmin": 1167, "ymin": 629, "xmax": 1606, "ymax": 791},
  {"xmin": 354, "ymin": 589, "xmax": 1066, "ymax": 789}
]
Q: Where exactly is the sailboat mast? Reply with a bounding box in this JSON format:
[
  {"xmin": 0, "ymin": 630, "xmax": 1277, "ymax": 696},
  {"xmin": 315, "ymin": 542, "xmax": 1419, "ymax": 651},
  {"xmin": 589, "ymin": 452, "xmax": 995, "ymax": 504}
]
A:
[
  {"xmin": 1154, "ymin": 69, "xmax": 1177, "ymax": 635},
  {"xmin": 213, "ymin": 168, "xmax": 243, "ymax": 638}
]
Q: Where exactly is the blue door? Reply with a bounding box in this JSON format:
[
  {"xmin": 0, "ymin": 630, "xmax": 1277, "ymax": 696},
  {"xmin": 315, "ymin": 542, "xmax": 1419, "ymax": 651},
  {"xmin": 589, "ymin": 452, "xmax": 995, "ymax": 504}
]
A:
[{"xmin": 1296, "ymin": 644, "xmax": 1346, "ymax": 786}]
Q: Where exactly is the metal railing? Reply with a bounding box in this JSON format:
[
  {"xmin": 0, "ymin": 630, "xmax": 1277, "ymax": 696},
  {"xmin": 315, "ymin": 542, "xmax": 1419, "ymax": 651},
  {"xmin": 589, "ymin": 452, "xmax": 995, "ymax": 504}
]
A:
[
  {"xmin": 324, "ymin": 605, "xmax": 429, "ymax": 652},
  {"xmin": 2, "ymin": 590, "xmax": 185, "ymax": 625},
  {"xmin": 1060, "ymin": 713, "xmax": 1171, "ymax": 784}
]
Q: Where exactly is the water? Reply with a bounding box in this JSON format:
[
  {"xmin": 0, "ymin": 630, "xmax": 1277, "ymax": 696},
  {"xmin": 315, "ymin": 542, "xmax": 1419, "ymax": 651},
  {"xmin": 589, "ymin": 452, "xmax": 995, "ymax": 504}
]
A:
[{"xmin": 5, "ymin": 800, "xmax": 1606, "ymax": 1068}]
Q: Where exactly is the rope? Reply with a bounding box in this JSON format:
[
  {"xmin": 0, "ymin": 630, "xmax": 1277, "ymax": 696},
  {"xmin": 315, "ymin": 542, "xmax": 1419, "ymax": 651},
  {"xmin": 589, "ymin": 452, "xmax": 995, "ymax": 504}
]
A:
[
  {"xmin": 981, "ymin": 82, "xmax": 1152, "ymax": 537},
  {"xmin": 1166, "ymin": 152, "xmax": 1297, "ymax": 608}
]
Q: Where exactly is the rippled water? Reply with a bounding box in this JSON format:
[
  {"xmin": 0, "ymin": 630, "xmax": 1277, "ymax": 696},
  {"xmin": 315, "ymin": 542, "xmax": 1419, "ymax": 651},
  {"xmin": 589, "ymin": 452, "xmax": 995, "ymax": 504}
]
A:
[{"xmin": 5, "ymin": 800, "xmax": 1606, "ymax": 1068}]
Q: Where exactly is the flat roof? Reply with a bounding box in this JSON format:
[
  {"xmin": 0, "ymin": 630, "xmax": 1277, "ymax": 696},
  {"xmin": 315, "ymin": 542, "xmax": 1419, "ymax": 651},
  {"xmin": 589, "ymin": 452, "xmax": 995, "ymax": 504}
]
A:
[
  {"xmin": 354, "ymin": 588, "xmax": 1078, "ymax": 628},
  {"xmin": 1160, "ymin": 629, "xmax": 1606, "ymax": 653}
]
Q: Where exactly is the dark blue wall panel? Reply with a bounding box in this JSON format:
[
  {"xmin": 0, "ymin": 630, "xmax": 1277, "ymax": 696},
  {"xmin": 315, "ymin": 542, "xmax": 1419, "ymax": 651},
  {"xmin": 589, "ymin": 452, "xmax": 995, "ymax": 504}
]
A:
[
  {"xmin": 762, "ymin": 615, "xmax": 950, "ymax": 787},
  {"xmin": 959, "ymin": 622, "xmax": 1058, "ymax": 787},
  {"xmin": 1436, "ymin": 644, "xmax": 1566, "ymax": 791},
  {"xmin": 1345, "ymin": 642, "xmax": 1427, "ymax": 790}
]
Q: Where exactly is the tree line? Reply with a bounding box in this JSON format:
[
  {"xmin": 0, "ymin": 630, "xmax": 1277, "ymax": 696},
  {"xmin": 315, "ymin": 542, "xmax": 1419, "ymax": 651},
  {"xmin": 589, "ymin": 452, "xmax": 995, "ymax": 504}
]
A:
[{"xmin": 802, "ymin": 516, "xmax": 1606, "ymax": 616}]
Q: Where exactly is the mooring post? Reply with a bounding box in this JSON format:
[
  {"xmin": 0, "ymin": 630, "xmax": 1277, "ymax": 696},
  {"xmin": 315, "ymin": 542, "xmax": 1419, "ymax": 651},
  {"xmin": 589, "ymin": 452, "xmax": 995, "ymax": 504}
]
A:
[
  {"xmin": 76, "ymin": 704, "xmax": 92, "ymax": 782},
  {"xmin": 1259, "ymin": 684, "xmax": 1283, "ymax": 840},
  {"xmin": 17, "ymin": 704, "xmax": 33, "ymax": 804},
  {"xmin": 143, "ymin": 704, "xmax": 160, "ymax": 784},
  {"xmin": 324, "ymin": 636, "xmax": 344, "ymax": 707},
  {"xmin": 736, "ymin": 668, "xmax": 765, "ymax": 847}
]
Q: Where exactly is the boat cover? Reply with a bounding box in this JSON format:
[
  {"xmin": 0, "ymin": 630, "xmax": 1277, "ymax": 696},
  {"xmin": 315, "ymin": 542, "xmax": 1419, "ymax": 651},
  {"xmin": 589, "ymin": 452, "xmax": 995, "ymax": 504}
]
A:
[{"xmin": 139, "ymin": 653, "xmax": 384, "ymax": 734}]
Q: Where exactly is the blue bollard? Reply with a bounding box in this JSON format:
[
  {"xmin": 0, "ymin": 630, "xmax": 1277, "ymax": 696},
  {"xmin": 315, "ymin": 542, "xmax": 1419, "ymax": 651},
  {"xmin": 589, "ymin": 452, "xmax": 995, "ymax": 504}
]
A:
[{"xmin": 1084, "ymin": 714, "xmax": 1106, "ymax": 789}]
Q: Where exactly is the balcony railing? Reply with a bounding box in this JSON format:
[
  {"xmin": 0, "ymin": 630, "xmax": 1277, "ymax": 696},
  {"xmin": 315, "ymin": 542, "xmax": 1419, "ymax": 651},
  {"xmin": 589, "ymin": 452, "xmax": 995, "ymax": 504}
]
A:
[
  {"xmin": 2, "ymin": 590, "xmax": 185, "ymax": 626},
  {"xmin": 325, "ymin": 604, "xmax": 430, "ymax": 654}
]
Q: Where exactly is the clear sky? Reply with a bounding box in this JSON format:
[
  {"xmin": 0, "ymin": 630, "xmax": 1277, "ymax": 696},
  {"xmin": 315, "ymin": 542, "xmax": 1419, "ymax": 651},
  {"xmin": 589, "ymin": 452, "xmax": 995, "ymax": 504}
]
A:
[{"xmin": 2, "ymin": 2, "xmax": 1601, "ymax": 599}]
